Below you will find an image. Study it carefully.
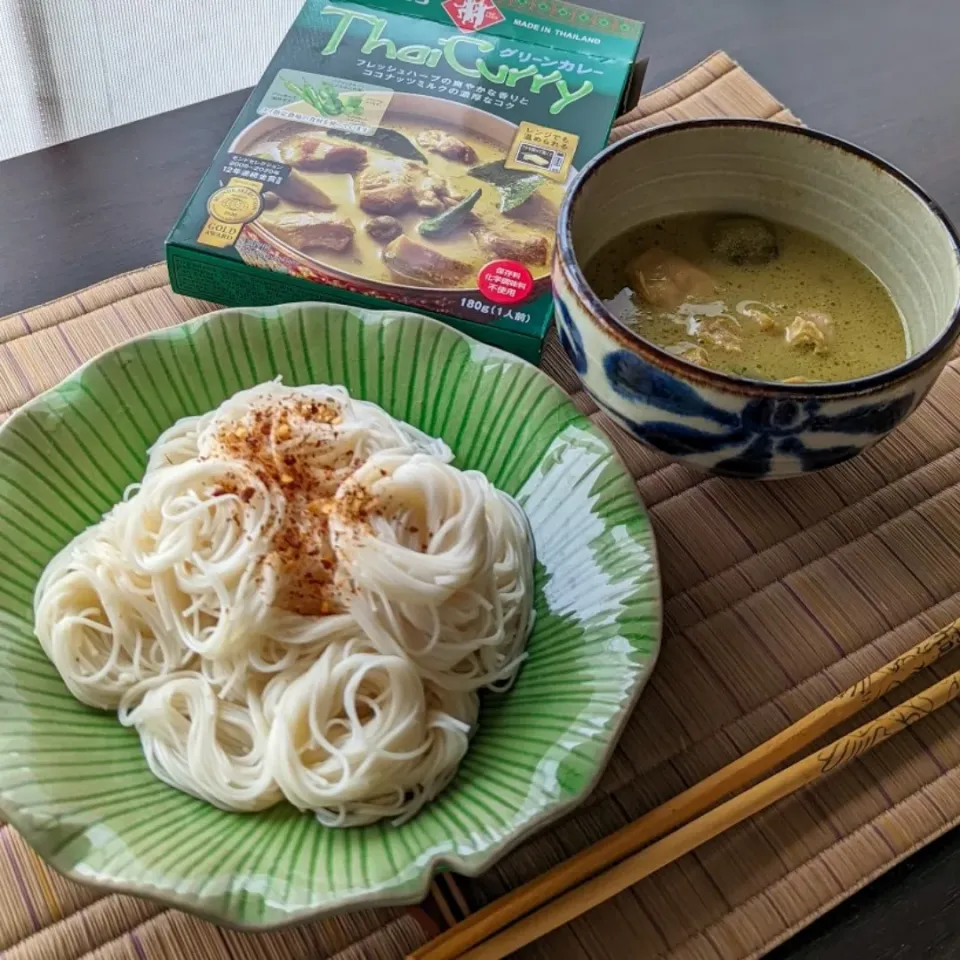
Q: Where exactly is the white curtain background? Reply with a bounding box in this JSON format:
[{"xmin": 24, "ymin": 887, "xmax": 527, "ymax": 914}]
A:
[{"xmin": 0, "ymin": 0, "xmax": 303, "ymax": 160}]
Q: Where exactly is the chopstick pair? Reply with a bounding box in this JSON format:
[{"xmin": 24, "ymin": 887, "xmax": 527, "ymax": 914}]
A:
[{"xmin": 410, "ymin": 619, "xmax": 960, "ymax": 960}]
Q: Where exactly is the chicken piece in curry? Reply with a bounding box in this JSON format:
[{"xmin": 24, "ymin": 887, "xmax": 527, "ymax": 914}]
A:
[
  {"xmin": 248, "ymin": 117, "xmax": 560, "ymax": 289},
  {"xmin": 416, "ymin": 130, "xmax": 478, "ymax": 164},
  {"xmin": 382, "ymin": 236, "xmax": 472, "ymax": 286},
  {"xmin": 263, "ymin": 212, "xmax": 355, "ymax": 252},
  {"xmin": 474, "ymin": 227, "xmax": 549, "ymax": 266},
  {"xmin": 585, "ymin": 213, "xmax": 906, "ymax": 383},
  {"xmin": 278, "ymin": 133, "xmax": 368, "ymax": 172},
  {"xmin": 355, "ymin": 158, "xmax": 455, "ymax": 215},
  {"xmin": 275, "ymin": 170, "xmax": 335, "ymax": 209}
]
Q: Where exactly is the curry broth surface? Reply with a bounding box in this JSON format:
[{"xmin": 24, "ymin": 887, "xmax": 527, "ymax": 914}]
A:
[
  {"xmin": 586, "ymin": 213, "xmax": 906, "ymax": 382},
  {"xmin": 252, "ymin": 119, "xmax": 561, "ymax": 288}
]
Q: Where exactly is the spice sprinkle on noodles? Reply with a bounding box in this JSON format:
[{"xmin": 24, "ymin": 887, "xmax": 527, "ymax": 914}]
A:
[{"xmin": 35, "ymin": 381, "xmax": 534, "ymax": 826}]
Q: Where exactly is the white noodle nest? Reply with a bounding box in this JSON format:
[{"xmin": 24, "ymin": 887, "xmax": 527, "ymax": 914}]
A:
[{"xmin": 34, "ymin": 382, "xmax": 533, "ymax": 825}]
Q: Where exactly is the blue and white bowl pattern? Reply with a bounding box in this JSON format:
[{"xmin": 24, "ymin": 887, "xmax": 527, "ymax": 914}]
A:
[
  {"xmin": 553, "ymin": 279, "xmax": 941, "ymax": 479},
  {"xmin": 554, "ymin": 121, "xmax": 960, "ymax": 479}
]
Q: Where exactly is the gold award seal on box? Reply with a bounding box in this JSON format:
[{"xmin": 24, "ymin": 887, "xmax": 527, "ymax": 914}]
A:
[{"xmin": 198, "ymin": 178, "xmax": 264, "ymax": 248}]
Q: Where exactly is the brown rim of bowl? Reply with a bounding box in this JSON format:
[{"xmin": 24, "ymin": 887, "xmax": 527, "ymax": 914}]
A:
[{"xmin": 557, "ymin": 118, "xmax": 960, "ymax": 398}]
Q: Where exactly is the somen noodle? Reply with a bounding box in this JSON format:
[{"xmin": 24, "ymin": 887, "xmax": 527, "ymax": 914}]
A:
[{"xmin": 34, "ymin": 382, "xmax": 533, "ymax": 825}]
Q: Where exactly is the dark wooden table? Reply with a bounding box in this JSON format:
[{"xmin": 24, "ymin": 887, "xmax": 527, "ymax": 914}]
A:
[{"xmin": 2, "ymin": 0, "xmax": 959, "ymax": 956}]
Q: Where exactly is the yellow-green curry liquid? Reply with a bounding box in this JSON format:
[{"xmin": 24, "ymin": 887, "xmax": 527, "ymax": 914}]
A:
[{"xmin": 586, "ymin": 214, "xmax": 906, "ymax": 382}]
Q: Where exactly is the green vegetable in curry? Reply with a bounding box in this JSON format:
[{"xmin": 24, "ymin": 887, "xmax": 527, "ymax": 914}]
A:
[
  {"xmin": 418, "ymin": 188, "xmax": 482, "ymax": 238},
  {"xmin": 325, "ymin": 126, "xmax": 426, "ymax": 163},
  {"xmin": 468, "ymin": 160, "xmax": 545, "ymax": 213}
]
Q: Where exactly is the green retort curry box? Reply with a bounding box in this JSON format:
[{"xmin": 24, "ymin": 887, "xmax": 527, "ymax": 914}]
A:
[{"xmin": 166, "ymin": 0, "xmax": 643, "ymax": 363}]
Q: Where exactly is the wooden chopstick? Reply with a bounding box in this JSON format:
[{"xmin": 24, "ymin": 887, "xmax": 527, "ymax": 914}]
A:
[
  {"xmin": 410, "ymin": 619, "xmax": 960, "ymax": 960},
  {"xmin": 460, "ymin": 666, "xmax": 960, "ymax": 960}
]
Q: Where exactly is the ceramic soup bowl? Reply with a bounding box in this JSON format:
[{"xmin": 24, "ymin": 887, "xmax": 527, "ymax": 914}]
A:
[{"xmin": 553, "ymin": 119, "xmax": 960, "ymax": 479}]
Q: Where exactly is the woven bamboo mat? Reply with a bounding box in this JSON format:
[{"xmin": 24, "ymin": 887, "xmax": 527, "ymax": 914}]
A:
[{"xmin": 2, "ymin": 51, "xmax": 957, "ymax": 960}]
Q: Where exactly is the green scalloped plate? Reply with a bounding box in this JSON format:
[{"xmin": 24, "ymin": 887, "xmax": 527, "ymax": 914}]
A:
[{"xmin": 0, "ymin": 304, "xmax": 660, "ymax": 928}]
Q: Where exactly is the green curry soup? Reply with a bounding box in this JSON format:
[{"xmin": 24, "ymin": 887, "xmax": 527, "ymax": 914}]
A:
[
  {"xmin": 585, "ymin": 213, "xmax": 906, "ymax": 383},
  {"xmin": 249, "ymin": 118, "xmax": 564, "ymax": 291}
]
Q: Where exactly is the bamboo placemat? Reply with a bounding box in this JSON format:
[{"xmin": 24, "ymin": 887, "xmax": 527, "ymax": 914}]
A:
[{"xmin": 3, "ymin": 51, "xmax": 956, "ymax": 960}]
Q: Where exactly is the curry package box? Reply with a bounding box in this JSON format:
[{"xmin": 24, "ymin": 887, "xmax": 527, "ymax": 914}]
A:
[{"xmin": 166, "ymin": 0, "xmax": 643, "ymax": 362}]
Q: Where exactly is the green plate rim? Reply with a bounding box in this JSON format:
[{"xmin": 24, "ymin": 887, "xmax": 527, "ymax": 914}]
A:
[{"xmin": 0, "ymin": 303, "xmax": 662, "ymax": 928}]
